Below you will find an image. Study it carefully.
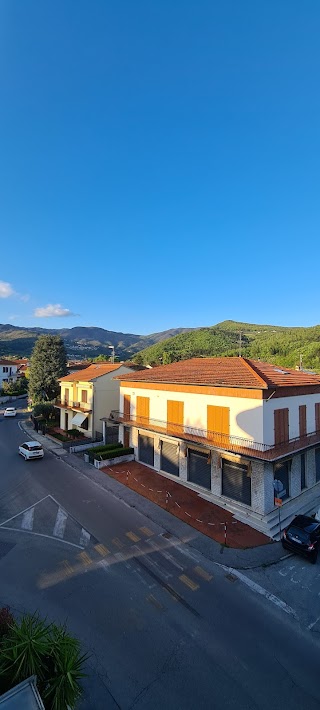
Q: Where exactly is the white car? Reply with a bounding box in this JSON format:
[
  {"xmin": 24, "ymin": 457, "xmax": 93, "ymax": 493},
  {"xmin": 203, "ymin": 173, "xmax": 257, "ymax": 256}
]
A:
[
  {"xmin": 4, "ymin": 407, "xmax": 17, "ymax": 417},
  {"xmin": 19, "ymin": 441, "xmax": 44, "ymax": 460}
]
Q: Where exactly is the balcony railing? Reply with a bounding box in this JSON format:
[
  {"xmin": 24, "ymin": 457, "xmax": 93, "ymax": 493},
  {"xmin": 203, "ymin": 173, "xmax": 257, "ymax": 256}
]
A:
[
  {"xmin": 54, "ymin": 398, "xmax": 92, "ymax": 413},
  {"xmin": 109, "ymin": 410, "xmax": 320, "ymax": 462}
]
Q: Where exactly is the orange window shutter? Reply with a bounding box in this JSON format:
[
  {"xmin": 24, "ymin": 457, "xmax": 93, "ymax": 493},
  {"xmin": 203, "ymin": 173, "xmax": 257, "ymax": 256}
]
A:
[
  {"xmin": 315, "ymin": 403, "xmax": 320, "ymax": 432},
  {"xmin": 124, "ymin": 394, "xmax": 131, "ymax": 417}
]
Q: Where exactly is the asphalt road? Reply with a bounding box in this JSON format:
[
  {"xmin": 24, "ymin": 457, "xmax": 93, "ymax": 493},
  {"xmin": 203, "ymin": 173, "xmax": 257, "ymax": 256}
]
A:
[{"xmin": 1, "ymin": 402, "xmax": 320, "ymax": 709}]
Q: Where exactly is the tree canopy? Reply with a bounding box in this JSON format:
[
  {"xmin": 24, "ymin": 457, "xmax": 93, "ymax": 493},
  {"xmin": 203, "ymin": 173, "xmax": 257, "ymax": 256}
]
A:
[{"xmin": 28, "ymin": 335, "xmax": 67, "ymax": 404}]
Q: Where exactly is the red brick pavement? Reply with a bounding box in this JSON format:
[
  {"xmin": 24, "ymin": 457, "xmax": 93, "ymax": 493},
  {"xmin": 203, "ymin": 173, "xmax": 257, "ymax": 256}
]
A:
[{"xmin": 101, "ymin": 461, "xmax": 272, "ymax": 549}]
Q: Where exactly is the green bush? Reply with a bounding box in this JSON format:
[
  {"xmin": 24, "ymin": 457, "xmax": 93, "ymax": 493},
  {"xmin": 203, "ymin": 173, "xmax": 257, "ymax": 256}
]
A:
[
  {"xmin": 68, "ymin": 428, "xmax": 84, "ymax": 439},
  {"xmin": 88, "ymin": 442, "xmax": 123, "ymax": 456},
  {"xmin": 47, "ymin": 431, "xmax": 70, "ymax": 442},
  {"xmin": 95, "ymin": 446, "xmax": 134, "ymax": 461},
  {"xmin": 0, "ymin": 611, "xmax": 88, "ymax": 708}
]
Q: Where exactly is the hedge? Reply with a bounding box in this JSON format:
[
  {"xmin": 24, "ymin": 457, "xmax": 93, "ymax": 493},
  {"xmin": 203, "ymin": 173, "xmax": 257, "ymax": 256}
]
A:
[
  {"xmin": 95, "ymin": 447, "xmax": 134, "ymax": 461},
  {"xmin": 88, "ymin": 442, "xmax": 123, "ymax": 456}
]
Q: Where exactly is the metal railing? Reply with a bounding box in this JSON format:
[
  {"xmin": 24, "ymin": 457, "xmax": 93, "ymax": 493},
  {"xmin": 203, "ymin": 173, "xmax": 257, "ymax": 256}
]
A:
[
  {"xmin": 54, "ymin": 398, "xmax": 92, "ymax": 412},
  {"xmin": 109, "ymin": 410, "xmax": 320, "ymax": 461}
]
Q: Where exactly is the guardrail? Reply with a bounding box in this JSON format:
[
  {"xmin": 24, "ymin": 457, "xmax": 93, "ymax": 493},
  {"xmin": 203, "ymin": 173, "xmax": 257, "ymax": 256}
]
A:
[{"xmin": 109, "ymin": 410, "xmax": 320, "ymax": 461}]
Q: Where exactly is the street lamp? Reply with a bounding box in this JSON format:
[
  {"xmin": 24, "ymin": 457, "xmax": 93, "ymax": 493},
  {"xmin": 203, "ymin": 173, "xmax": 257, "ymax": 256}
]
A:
[{"xmin": 108, "ymin": 345, "xmax": 115, "ymax": 364}]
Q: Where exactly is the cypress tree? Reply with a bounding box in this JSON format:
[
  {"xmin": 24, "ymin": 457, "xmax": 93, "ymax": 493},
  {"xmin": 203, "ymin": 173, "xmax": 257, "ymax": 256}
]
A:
[{"xmin": 28, "ymin": 335, "xmax": 67, "ymax": 404}]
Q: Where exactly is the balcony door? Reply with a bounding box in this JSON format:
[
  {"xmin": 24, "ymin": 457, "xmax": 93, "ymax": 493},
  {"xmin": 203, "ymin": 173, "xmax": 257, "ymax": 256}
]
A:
[
  {"xmin": 207, "ymin": 405, "xmax": 230, "ymax": 447},
  {"xmin": 167, "ymin": 400, "xmax": 184, "ymax": 436},
  {"xmin": 136, "ymin": 396, "xmax": 150, "ymax": 427}
]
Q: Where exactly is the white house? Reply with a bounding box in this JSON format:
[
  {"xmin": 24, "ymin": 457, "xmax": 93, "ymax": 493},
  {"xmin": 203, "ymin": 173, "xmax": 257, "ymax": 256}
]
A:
[
  {"xmin": 0, "ymin": 359, "xmax": 20, "ymax": 388},
  {"xmin": 56, "ymin": 362, "xmax": 136, "ymax": 440},
  {"xmin": 112, "ymin": 357, "xmax": 320, "ymax": 538}
]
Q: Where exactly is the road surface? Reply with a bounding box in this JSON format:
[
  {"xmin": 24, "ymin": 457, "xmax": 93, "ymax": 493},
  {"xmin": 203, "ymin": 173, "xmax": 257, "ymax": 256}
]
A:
[{"xmin": 0, "ymin": 402, "xmax": 319, "ymax": 709}]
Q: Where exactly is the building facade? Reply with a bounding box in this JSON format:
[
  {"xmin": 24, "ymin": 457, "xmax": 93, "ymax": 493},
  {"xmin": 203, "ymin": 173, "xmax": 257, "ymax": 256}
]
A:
[
  {"xmin": 112, "ymin": 357, "xmax": 320, "ymax": 537},
  {"xmin": 56, "ymin": 363, "xmax": 135, "ymax": 439}
]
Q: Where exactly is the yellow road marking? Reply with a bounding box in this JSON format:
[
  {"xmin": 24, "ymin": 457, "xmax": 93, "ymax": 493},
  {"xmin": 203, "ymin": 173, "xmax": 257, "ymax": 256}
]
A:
[
  {"xmin": 112, "ymin": 537, "xmax": 124, "ymax": 548},
  {"xmin": 146, "ymin": 594, "xmax": 164, "ymax": 610},
  {"xmin": 61, "ymin": 560, "xmax": 73, "ymax": 576},
  {"xmin": 78, "ymin": 551, "xmax": 92, "ymax": 566},
  {"xmin": 94, "ymin": 543, "xmax": 110, "ymax": 557},
  {"xmin": 140, "ymin": 526, "xmax": 154, "ymax": 537},
  {"xmin": 126, "ymin": 531, "xmax": 141, "ymax": 543},
  {"xmin": 179, "ymin": 574, "xmax": 199, "ymax": 592},
  {"xmin": 194, "ymin": 566, "xmax": 213, "ymax": 582}
]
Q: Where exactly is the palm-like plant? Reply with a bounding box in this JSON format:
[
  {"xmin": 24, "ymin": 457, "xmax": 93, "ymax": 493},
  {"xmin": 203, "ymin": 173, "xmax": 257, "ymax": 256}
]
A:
[
  {"xmin": 0, "ymin": 614, "xmax": 89, "ymax": 709},
  {"xmin": 43, "ymin": 624, "xmax": 88, "ymax": 709},
  {"xmin": 0, "ymin": 613, "xmax": 52, "ymax": 689}
]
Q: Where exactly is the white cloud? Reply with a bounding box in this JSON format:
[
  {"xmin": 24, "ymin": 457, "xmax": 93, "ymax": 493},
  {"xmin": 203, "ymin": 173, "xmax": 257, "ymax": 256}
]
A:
[
  {"xmin": 0, "ymin": 281, "xmax": 14, "ymax": 298},
  {"xmin": 34, "ymin": 303, "xmax": 78, "ymax": 318},
  {"xmin": 19, "ymin": 293, "xmax": 30, "ymax": 302}
]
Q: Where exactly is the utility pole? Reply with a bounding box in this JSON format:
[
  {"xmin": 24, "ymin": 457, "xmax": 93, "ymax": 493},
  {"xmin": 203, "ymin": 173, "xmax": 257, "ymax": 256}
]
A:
[
  {"xmin": 299, "ymin": 354, "xmax": 303, "ymax": 371},
  {"xmin": 239, "ymin": 331, "xmax": 242, "ymax": 357},
  {"xmin": 108, "ymin": 345, "xmax": 115, "ymax": 364}
]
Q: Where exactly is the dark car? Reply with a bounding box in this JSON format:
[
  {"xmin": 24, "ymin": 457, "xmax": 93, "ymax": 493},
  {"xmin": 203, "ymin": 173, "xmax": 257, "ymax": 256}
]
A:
[{"xmin": 282, "ymin": 515, "xmax": 320, "ymax": 564}]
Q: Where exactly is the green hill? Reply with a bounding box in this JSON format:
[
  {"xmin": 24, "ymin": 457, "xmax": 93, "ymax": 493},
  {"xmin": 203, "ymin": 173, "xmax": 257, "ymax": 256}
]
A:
[{"xmin": 133, "ymin": 321, "xmax": 320, "ymax": 372}]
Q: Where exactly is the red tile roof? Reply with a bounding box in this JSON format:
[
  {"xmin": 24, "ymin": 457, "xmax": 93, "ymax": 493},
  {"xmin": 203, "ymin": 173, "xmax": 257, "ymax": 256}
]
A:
[
  {"xmin": 117, "ymin": 357, "xmax": 320, "ymax": 389},
  {"xmin": 59, "ymin": 363, "xmax": 123, "ymax": 383}
]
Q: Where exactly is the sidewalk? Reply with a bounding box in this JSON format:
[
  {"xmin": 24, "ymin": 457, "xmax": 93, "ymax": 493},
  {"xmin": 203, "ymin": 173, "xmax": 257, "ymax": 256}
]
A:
[{"xmin": 21, "ymin": 419, "xmax": 288, "ymax": 570}]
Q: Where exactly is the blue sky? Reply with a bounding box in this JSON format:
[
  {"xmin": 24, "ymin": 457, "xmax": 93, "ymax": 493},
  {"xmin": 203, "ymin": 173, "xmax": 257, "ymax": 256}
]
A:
[{"xmin": 1, "ymin": 1, "xmax": 319, "ymax": 335}]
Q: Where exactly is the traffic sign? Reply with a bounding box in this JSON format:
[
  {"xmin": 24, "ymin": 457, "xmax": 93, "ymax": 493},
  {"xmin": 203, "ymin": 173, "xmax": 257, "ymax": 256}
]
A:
[{"xmin": 275, "ymin": 497, "xmax": 283, "ymax": 507}]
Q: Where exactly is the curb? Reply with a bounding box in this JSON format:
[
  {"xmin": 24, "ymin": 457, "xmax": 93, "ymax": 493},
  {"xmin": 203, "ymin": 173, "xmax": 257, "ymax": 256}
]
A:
[{"xmin": 19, "ymin": 419, "xmax": 288, "ymax": 571}]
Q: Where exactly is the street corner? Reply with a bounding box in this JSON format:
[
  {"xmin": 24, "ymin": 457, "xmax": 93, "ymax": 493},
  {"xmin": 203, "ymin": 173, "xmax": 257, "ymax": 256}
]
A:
[{"xmin": 0, "ymin": 494, "xmax": 98, "ymax": 551}]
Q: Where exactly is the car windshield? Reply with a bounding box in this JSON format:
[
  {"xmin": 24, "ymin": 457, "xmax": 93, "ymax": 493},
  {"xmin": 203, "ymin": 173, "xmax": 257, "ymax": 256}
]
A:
[
  {"xmin": 6, "ymin": 408, "xmax": 15, "ymax": 411},
  {"xmin": 287, "ymin": 526, "xmax": 309, "ymax": 543},
  {"xmin": 28, "ymin": 445, "xmax": 42, "ymax": 451}
]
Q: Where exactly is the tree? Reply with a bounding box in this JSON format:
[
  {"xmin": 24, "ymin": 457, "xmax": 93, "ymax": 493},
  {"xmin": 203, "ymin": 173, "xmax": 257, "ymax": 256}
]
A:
[{"xmin": 28, "ymin": 335, "xmax": 67, "ymax": 404}]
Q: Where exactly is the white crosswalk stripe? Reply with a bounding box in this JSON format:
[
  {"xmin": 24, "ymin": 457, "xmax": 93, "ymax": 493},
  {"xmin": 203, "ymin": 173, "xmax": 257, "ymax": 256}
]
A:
[{"xmin": 53, "ymin": 507, "xmax": 68, "ymax": 539}]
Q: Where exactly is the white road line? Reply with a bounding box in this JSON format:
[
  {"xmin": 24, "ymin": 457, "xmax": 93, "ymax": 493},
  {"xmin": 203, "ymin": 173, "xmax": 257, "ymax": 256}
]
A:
[
  {"xmin": 308, "ymin": 615, "xmax": 320, "ymax": 630},
  {"xmin": 220, "ymin": 565, "xmax": 299, "ymax": 620},
  {"xmin": 147, "ymin": 541, "xmax": 184, "ymax": 571},
  {"xmin": 0, "ymin": 495, "xmax": 50, "ymax": 527},
  {"xmin": 21, "ymin": 507, "xmax": 34, "ymax": 531},
  {"xmin": 0, "ymin": 526, "xmax": 83, "ymax": 549},
  {"xmin": 133, "ymin": 543, "xmax": 171, "ymax": 580},
  {"xmin": 80, "ymin": 528, "xmax": 91, "ymax": 547},
  {"xmin": 53, "ymin": 507, "xmax": 68, "ymax": 539}
]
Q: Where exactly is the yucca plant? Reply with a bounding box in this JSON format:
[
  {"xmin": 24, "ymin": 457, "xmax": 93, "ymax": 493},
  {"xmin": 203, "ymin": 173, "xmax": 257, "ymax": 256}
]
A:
[
  {"xmin": 0, "ymin": 613, "xmax": 52, "ymax": 690},
  {"xmin": 43, "ymin": 623, "xmax": 89, "ymax": 709}
]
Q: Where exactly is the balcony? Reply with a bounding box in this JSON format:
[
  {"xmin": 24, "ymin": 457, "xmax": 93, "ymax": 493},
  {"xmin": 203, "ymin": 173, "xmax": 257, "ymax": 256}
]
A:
[
  {"xmin": 109, "ymin": 410, "xmax": 320, "ymax": 462},
  {"xmin": 54, "ymin": 398, "xmax": 92, "ymax": 413}
]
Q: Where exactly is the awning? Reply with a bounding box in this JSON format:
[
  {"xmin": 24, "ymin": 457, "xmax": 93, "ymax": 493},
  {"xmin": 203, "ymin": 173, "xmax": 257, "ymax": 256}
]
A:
[{"xmin": 71, "ymin": 412, "xmax": 88, "ymax": 427}]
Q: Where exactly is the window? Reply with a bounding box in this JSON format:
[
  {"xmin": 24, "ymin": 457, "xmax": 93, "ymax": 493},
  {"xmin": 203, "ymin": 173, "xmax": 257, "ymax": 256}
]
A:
[
  {"xmin": 3, "ymin": 367, "xmax": 8, "ymax": 373},
  {"xmin": 301, "ymin": 453, "xmax": 306, "ymax": 490},
  {"xmin": 274, "ymin": 460, "xmax": 290, "ymax": 500},
  {"xmin": 316, "ymin": 448, "xmax": 320, "ymax": 483},
  {"xmin": 299, "ymin": 405, "xmax": 307, "ymax": 438},
  {"xmin": 136, "ymin": 396, "xmax": 150, "ymax": 425},
  {"xmin": 207, "ymin": 405, "xmax": 230, "ymax": 446},
  {"xmin": 167, "ymin": 400, "xmax": 184, "ymax": 435},
  {"xmin": 274, "ymin": 409, "xmax": 289, "ymax": 445},
  {"xmin": 81, "ymin": 390, "xmax": 87, "ymax": 403}
]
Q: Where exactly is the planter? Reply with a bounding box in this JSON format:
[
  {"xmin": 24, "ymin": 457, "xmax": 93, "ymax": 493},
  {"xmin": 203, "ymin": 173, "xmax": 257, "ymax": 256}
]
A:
[
  {"xmin": 84, "ymin": 453, "xmax": 90, "ymax": 463},
  {"xmin": 94, "ymin": 454, "xmax": 135, "ymax": 469}
]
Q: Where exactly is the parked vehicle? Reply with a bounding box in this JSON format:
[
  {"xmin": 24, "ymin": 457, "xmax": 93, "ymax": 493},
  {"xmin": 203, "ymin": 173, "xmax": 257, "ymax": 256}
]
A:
[
  {"xmin": 19, "ymin": 441, "xmax": 44, "ymax": 460},
  {"xmin": 282, "ymin": 515, "xmax": 320, "ymax": 563},
  {"xmin": 3, "ymin": 407, "xmax": 17, "ymax": 417}
]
